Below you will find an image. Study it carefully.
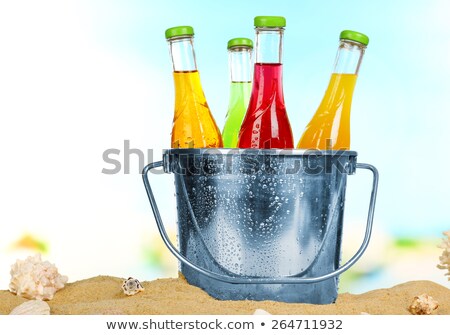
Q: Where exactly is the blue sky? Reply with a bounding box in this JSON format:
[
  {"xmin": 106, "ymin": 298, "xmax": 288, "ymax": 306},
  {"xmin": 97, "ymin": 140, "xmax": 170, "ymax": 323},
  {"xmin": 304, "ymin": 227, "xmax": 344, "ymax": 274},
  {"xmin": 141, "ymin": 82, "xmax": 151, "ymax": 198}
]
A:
[
  {"xmin": 0, "ymin": 0, "xmax": 449, "ymax": 288},
  {"xmin": 83, "ymin": 0, "xmax": 450, "ymax": 236}
]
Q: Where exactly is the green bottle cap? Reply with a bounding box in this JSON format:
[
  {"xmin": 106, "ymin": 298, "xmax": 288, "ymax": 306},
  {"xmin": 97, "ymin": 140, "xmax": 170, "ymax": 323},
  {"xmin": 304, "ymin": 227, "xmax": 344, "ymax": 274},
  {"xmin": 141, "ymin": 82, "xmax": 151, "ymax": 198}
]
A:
[
  {"xmin": 254, "ymin": 16, "xmax": 286, "ymax": 28},
  {"xmin": 339, "ymin": 30, "xmax": 369, "ymax": 46},
  {"xmin": 227, "ymin": 37, "xmax": 253, "ymax": 49},
  {"xmin": 165, "ymin": 26, "xmax": 194, "ymax": 39}
]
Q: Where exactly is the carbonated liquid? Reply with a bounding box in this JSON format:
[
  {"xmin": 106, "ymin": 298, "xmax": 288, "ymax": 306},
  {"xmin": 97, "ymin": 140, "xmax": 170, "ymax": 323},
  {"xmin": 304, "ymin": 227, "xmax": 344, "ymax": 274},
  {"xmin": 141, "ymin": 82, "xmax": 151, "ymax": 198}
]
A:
[
  {"xmin": 171, "ymin": 70, "xmax": 223, "ymax": 148},
  {"xmin": 222, "ymin": 82, "xmax": 252, "ymax": 148},
  {"xmin": 297, "ymin": 73, "xmax": 357, "ymax": 150},
  {"xmin": 238, "ymin": 63, "xmax": 294, "ymax": 149}
]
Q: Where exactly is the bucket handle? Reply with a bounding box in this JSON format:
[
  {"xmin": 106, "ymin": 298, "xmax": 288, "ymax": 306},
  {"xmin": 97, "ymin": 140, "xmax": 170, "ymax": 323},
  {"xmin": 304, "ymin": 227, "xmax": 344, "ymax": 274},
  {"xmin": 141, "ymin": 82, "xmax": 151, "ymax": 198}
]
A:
[{"xmin": 143, "ymin": 161, "xmax": 379, "ymax": 284}]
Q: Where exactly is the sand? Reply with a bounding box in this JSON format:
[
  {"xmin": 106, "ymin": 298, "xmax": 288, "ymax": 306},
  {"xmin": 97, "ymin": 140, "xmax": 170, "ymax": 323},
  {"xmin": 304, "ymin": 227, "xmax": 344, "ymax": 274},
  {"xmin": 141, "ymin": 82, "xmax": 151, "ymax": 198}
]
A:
[{"xmin": 1, "ymin": 276, "xmax": 449, "ymax": 315}]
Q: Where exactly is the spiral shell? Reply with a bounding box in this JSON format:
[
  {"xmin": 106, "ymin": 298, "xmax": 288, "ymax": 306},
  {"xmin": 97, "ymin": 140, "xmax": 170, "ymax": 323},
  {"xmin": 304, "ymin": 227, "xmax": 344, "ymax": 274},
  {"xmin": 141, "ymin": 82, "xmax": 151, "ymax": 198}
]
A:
[
  {"xmin": 409, "ymin": 294, "xmax": 439, "ymax": 315},
  {"xmin": 122, "ymin": 277, "xmax": 144, "ymax": 296},
  {"xmin": 9, "ymin": 254, "xmax": 68, "ymax": 301}
]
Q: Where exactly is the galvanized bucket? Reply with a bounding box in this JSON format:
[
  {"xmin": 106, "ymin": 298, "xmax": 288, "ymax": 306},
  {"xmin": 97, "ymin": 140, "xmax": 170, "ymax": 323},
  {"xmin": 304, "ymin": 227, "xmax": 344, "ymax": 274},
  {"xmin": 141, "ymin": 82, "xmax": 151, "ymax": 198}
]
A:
[{"xmin": 143, "ymin": 149, "xmax": 378, "ymax": 304}]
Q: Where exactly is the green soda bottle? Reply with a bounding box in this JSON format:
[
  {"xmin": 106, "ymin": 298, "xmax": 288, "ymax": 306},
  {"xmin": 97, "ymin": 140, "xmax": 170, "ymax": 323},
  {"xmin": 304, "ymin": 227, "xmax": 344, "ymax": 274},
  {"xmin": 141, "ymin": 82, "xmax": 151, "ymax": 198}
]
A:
[{"xmin": 222, "ymin": 38, "xmax": 253, "ymax": 148}]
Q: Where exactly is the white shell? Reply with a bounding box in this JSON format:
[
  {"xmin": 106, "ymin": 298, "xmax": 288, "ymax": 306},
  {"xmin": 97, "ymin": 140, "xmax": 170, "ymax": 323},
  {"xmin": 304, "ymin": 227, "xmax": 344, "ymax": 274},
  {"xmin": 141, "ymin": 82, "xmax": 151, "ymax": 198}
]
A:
[
  {"xmin": 253, "ymin": 309, "xmax": 271, "ymax": 315},
  {"xmin": 9, "ymin": 254, "xmax": 68, "ymax": 301},
  {"xmin": 10, "ymin": 300, "xmax": 50, "ymax": 315},
  {"xmin": 122, "ymin": 277, "xmax": 144, "ymax": 296},
  {"xmin": 409, "ymin": 294, "xmax": 439, "ymax": 315},
  {"xmin": 437, "ymin": 230, "xmax": 450, "ymax": 280}
]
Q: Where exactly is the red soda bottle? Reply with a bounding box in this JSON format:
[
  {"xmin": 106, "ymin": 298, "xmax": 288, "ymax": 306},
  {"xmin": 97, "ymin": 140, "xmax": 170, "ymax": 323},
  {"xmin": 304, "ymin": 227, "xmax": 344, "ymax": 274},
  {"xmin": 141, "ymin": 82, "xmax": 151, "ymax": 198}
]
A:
[{"xmin": 238, "ymin": 16, "xmax": 294, "ymax": 149}]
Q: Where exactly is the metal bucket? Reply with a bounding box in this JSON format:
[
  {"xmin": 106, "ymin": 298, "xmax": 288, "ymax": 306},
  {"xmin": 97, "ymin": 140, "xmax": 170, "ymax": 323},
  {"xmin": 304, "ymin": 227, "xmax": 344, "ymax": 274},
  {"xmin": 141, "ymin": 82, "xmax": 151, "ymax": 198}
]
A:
[{"xmin": 143, "ymin": 149, "xmax": 378, "ymax": 304}]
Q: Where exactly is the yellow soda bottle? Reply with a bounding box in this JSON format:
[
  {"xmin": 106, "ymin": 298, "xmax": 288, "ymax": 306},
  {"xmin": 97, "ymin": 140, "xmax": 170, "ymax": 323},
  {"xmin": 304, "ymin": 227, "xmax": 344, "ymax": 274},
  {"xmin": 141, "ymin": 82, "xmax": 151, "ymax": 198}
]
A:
[
  {"xmin": 165, "ymin": 26, "xmax": 223, "ymax": 148},
  {"xmin": 297, "ymin": 30, "xmax": 369, "ymax": 150}
]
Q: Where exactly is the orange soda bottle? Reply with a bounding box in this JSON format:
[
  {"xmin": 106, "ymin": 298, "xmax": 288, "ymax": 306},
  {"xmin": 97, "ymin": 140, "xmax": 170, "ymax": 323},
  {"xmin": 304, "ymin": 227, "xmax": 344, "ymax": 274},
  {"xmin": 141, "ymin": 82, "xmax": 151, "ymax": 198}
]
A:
[
  {"xmin": 297, "ymin": 30, "xmax": 369, "ymax": 150},
  {"xmin": 165, "ymin": 26, "xmax": 223, "ymax": 148}
]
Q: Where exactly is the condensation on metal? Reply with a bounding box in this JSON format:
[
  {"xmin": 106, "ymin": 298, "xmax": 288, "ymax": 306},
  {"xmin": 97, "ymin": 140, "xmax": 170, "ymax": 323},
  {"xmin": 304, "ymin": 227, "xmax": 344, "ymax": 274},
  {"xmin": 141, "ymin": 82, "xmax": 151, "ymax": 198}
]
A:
[{"xmin": 143, "ymin": 149, "xmax": 378, "ymax": 304}]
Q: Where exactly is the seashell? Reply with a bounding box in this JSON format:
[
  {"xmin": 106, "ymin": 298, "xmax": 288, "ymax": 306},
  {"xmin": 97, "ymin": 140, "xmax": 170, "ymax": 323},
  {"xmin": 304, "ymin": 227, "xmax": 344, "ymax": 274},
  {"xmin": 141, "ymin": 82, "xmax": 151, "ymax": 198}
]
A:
[
  {"xmin": 409, "ymin": 293, "xmax": 439, "ymax": 315},
  {"xmin": 9, "ymin": 254, "xmax": 68, "ymax": 301},
  {"xmin": 437, "ymin": 230, "xmax": 450, "ymax": 280},
  {"xmin": 253, "ymin": 308, "xmax": 271, "ymax": 315},
  {"xmin": 122, "ymin": 277, "xmax": 144, "ymax": 296},
  {"xmin": 10, "ymin": 300, "xmax": 50, "ymax": 315}
]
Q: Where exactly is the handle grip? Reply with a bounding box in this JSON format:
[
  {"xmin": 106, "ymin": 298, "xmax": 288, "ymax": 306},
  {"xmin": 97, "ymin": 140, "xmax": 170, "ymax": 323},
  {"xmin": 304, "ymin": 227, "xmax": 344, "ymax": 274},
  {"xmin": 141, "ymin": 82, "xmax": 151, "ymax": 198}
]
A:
[{"xmin": 142, "ymin": 161, "xmax": 378, "ymax": 284}]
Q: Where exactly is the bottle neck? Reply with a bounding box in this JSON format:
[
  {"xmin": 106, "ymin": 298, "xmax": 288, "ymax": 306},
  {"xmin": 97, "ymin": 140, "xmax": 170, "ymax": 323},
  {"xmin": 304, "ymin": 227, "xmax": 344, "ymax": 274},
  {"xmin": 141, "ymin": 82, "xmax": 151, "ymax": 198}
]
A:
[
  {"xmin": 332, "ymin": 39, "xmax": 366, "ymax": 75},
  {"xmin": 168, "ymin": 36, "xmax": 198, "ymax": 72},
  {"xmin": 255, "ymin": 27, "xmax": 283, "ymax": 64},
  {"xmin": 228, "ymin": 47, "xmax": 253, "ymax": 82}
]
